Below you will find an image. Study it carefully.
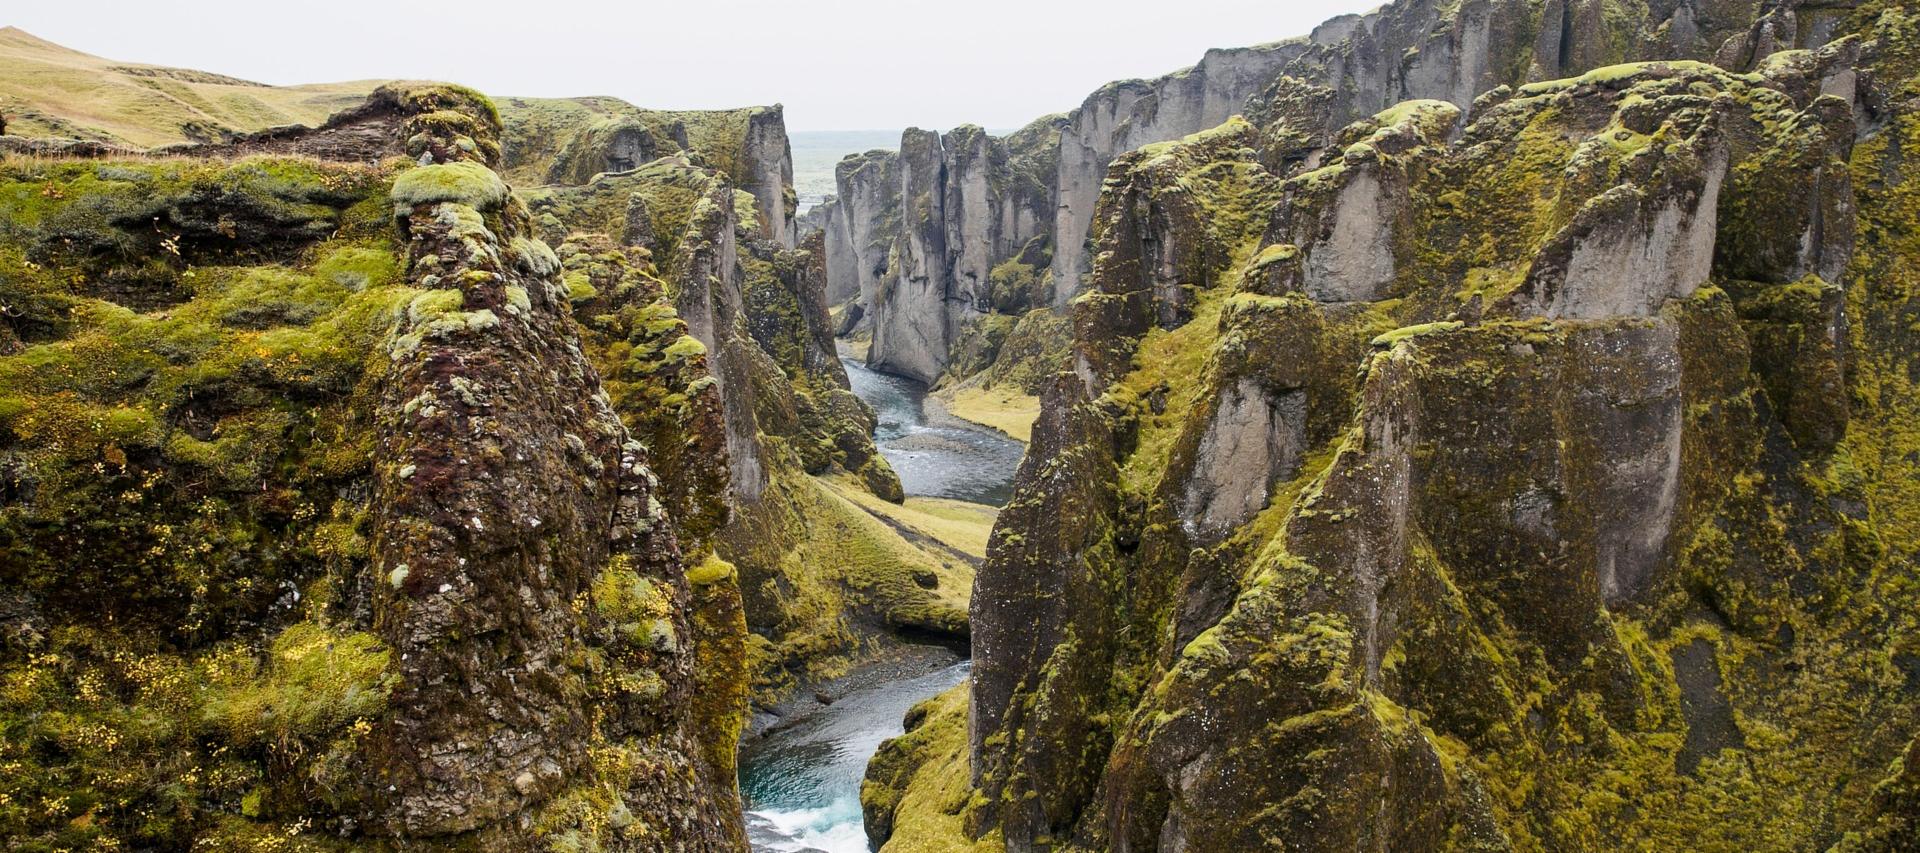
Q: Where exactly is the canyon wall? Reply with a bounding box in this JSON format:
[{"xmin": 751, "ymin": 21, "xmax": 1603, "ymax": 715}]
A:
[
  {"xmin": 522, "ymin": 130, "xmax": 975, "ymax": 702},
  {"xmin": 867, "ymin": 0, "xmax": 1920, "ymax": 851},
  {"xmin": 825, "ymin": 0, "xmax": 1815, "ymax": 391},
  {"xmin": 820, "ymin": 117, "xmax": 1061, "ymax": 383},
  {"xmin": 0, "ymin": 85, "xmax": 749, "ymax": 849}
]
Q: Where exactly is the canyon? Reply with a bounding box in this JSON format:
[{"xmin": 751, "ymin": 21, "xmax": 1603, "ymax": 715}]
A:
[{"xmin": 2, "ymin": 0, "xmax": 1919, "ymax": 850}]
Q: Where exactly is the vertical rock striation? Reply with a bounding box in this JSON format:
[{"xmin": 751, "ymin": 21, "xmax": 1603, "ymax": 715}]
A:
[
  {"xmin": 862, "ymin": 3, "xmax": 1920, "ymax": 852},
  {"xmin": 840, "ymin": 117, "xmax": 1062, "ymax": 383},
  {"xmin": 823, "ymin": 148, "xmax": 901, "ymax": 331},
  {"xmin": 825, "ymin": 0, "xmax": 1821, "ymax": 398}
]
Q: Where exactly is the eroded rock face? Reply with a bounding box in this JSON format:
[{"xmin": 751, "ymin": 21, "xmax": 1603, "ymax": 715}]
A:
[
  {"xmin": 825, "ymin": 0, "xmax": 1843, "ymax": 400},
  {"xmin": 870, "ymin": 129, "xmax": 953, "ymax": 383},
  {"xmin": 1181, "ymin": 378, "xmax": 1307, "ymax": 543},
  {"xmin": 1266, "ymin": 100, "xmax": 1459, "ymax": 304},
  {"xmin": 859, "ymin": 120, "xmax": 1062, "ymax": 382},
  {"xmin": 1300, "ymin": 171, "xmax": 1399, "ymax": 301},
  {"xmin": 743, "ymin": 105, "xmax": 799, "ymax": 248},
  {"xmin": 823, "ymin": 148, "xmax": 900, "ymax": 328},
  {"xmin": 952, "ymin": 25, "xmax": 1917, "ymax": 851},
  {"xmin": 0, "ymin": 87, "xmax": 747, "ymax": 850},
  {"xmin": 673, "ymin": 181, "xmax": 773, "ymax": 504},
  {"xmin": 1517, "ymin": 105, "xmax": 1731, "ymax": 318}
]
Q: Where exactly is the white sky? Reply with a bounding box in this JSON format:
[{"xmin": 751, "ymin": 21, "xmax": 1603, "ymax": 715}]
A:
[{"xmin": 10, "ymin": 0, "xmax": 1377, "ymax": 131}]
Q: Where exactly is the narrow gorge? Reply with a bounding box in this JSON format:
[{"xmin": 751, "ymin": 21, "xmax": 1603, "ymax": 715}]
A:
[{"xmin": 2, "ymin": 0, "xmax": 1918, "ymax": 850}]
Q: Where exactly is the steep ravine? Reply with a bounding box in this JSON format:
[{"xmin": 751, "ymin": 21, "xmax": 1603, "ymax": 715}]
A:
[
  {"xmin": 739, "ymin": 353, "xmax": 1022, "ymax": 852},
  {"xmin": 4, "ymin": 0, "xmax": 1920, "ymax": 850}
]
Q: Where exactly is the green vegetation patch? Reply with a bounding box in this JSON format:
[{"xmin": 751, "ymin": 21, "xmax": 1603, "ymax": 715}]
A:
[{"xmin": 389, "ymin": 160, "xmax": 509, "ymax": 213}]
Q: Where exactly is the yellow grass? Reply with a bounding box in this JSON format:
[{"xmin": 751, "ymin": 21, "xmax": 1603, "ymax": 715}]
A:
[
  {"xmin": 934, "ymin": 384, "xmax": 1040, "ymax": 443},
  {"xmin": 818, "ymin": 475, "xmax": 998, "ymax": 561},
  {"xmin": 0, "ymin": 26, "xmax": 384, "ymax": 147}
]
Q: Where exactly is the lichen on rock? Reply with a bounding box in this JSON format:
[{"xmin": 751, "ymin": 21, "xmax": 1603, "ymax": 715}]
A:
[
  {"xmin": 0, "ymin": 83, "xmax": 747, "ymax": 851},
  {"xmin": 940, "ymin": 6, "xmax": 1920, "ymax": 852}
]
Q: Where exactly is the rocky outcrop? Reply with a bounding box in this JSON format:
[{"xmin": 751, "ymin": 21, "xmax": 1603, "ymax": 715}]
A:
[
  {"xmin": 869, "ymin": 129, "xmax": 953, "ymax": 383},
  {"xmin": 822, "ymin": 148, "xmax": 900, "ymax": 329},
  {"xmin": 856, "ymin": 118, "xmax": 1063, "ymax": 383},
  {"xmin": 796, "ymin": 195, "xmax": 832, "ymax": 240},
  {"xmin": 743, "ymin": 105, "xmax": 799, "ymax": 247},
  {"xmin": 497, "ymin": 97, "xmax": 798, "ymax": 246},
  {"xmin": 368, "ymin": 150, "xmax": 745, "ymax": 846},
  {"xmin": 936, "ymin": 12, "xmax": 1920, "ymax": 850},
  {"xmin": 0, "ymin": 88, "xmax": 747, "ymax": 849}
]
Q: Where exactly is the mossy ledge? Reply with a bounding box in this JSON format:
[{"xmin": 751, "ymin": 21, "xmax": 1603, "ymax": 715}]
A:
[
  {"xmin": 0, "ymin": 85, "xmax": 747, "ymax": 850},
  {"xmin": 949, "ymin": 6, "xmax": 1920, "ymax": 852}
]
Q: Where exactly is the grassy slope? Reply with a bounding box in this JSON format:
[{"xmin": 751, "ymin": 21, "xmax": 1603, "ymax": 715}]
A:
[
  {"xmin": 865, "ymin": 685, "xmax": 1005, "ymax": 853},
  {"xmin": 821, "ymin": 475, "xmax": 999, "ymax": 560},
  {"xmin": 0, "ymin": 27, "xmax": 383, "ymax": 147},
  {"xmin": 932, "ymin": 384, "xmax": 1039, "ymax": 443}
]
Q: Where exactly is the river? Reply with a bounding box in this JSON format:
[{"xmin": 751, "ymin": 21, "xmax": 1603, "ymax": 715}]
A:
[
  {"xmin": 840, "ymin": 349, "xmax": 1026, "ymax": 506},
  {"xmin": 738, "ymin": 346, "xmax": 1021, "ymax": 852}
]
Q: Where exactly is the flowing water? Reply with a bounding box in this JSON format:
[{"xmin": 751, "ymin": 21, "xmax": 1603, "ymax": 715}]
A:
[
  {"xmin": 840, "ymin": 349, "xmax": 1026, "ymax": 506},
  {"xmin": 739, "ymin": 346, "xmax": 1022, "ymax": 852},
  {"xmin": 741, "ymin": 662, "xmax": 972, "ymax": 851}
]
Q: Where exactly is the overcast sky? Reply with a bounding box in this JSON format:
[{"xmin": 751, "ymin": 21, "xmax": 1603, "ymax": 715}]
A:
[{"xmin": 9, "ymin": 0, "xmax": 1376, "ymax": 131}]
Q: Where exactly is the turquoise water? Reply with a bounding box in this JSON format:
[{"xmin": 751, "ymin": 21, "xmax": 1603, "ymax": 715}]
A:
[
  {"xmin": 741, "ymin": 663, "xmax": 971, "ymax": 852},
  {"xmin": 841, "ymin": 349, "xmax": 1025, "ymax": 506},
  {"xmin": 739, "ymin": 345, "xmax": 1020, "ymax": 851}
]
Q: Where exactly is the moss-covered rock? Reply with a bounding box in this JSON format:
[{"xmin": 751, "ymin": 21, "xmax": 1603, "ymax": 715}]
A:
[
  {"xmin": 523, "ymin": 130, "xmax": 991, "ymax": 711},
  {"xmin": 0, "ymin": 86, "xmax": 746, "ymax": 850},
  {"xmin": 863, "ymin": 684, "xmax": 1003, "ymax": 852},
  {"xmin": 957, "ymin": 14, "xmax": 1920, "ymax": 852}
]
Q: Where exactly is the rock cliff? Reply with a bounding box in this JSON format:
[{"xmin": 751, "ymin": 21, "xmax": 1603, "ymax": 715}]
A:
[
  {"xmin": 822, "ymin": 147, "xmax": 902, "ymax": 332},
  {"xmin": 822, "ymin": 117, "xmax": 1061, "ymax": 384},
  {"xmin": 823, "ymin": 0, "xmax": 1863, "ymax": 403},
  {"xmin": 522, "ymin": 142, "xmax": 974, "ymax": 702},
  {"xmin": 864, "ymin": 1, "xmax": 1920, "ymax": 851},
  {"xmin": 497, "ymin": 97, "xmax": 800, "ymax": 247},
  {"xmin": 0, "ymin": 84, "xmax": 749, "ymax": 849}
]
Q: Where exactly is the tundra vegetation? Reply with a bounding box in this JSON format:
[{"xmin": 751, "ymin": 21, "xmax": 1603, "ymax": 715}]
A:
[{"xmin": 4, "ymin": 0, "xmax": 1920, "ymax": 851}]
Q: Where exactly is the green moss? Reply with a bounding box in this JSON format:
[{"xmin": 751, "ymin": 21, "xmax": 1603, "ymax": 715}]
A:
[
  {"xmin": 593, "ymin": 554, "xmax": 672, "ymax": 624},
  {"xmin": 863, "ymin": 684, "xmax": 1001, "ymax": 852},
  {"xmin": 0, "ymin": 156, "xmax": 412, "ymax": 623},
  {"xmin": 201, "ymin": 624, "xmax": 393, "ymax": 746},
  {"xmin": 663, "ymin": 334, "xmax": 707, "ymax": 359},
  {"xmin": 389, "ymin": 160, "xmax": 509, "ymax": 213},
  {"xmin": 0, "ymin": 154, "xmax": 426, "ymax": 847},
  {"xmin": 0, "ymin": 619, "xmax": 395, "ymax": 847},
  {"xmin": 964, "ymin": 40, "xmax": 1920, "ymax": 848},
  {"xmin": 1368, "ymin": 320, "xmax": 1463, "ymax": 348},
  {"xmin": 1517, "ymin": 59, "xmax": 1723, "ymax": 96},
  {"xmin": 685, "ymin": 552, "xmax": 737, "ymax": 586}
]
